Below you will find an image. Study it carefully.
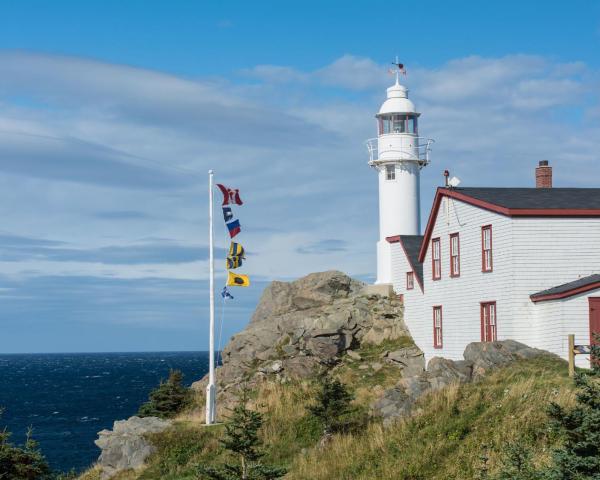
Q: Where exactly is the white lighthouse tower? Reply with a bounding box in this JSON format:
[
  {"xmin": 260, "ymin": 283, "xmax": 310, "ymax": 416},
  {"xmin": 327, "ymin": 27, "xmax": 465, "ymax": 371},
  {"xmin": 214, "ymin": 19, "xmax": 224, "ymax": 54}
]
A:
[{"xmin": 366, "ymin": 68, "xmax": 433, "ymax": 285}]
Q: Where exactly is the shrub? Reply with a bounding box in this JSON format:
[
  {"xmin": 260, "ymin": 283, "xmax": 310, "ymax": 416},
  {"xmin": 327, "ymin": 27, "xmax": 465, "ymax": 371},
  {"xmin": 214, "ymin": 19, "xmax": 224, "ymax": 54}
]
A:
[{"xmin": 138, "ymin": 369, "xmax": 192, "ymax": 419}]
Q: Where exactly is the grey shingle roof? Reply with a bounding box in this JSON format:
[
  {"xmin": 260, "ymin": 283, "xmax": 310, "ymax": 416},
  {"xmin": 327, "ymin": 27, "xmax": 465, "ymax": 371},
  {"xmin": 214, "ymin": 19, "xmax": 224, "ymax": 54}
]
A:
[
  {"xmin": 453, "ymin": 188, "xmax": 600, "ymax": 210},
  {"xmin": 399, "ymin": 235, "xmax": 424, "ymax": 286},
  {"xmin": 531, "ymin": 274, "xmax": 600, "ymax": 300}
]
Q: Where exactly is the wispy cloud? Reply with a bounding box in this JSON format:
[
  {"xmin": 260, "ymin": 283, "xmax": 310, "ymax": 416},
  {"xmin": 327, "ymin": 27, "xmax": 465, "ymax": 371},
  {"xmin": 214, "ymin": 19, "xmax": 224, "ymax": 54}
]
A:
[{"xmin": 1, "ymin": 50, "xmax": 599, "ymax": 343}]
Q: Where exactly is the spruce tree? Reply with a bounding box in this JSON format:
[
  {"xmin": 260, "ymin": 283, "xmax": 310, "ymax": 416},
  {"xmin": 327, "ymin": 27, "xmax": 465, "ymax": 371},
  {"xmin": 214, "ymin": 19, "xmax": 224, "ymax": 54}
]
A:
[
  {"xmin": 138, "ymin": 369, "xmax": 191, "ymax": 419},
  {"xmin": 0, "ymin": 416, "xmax": 53, "ymax": 480},
  {"xmin": 308, "ymin": 376, "xmax": 360, "ymax": 435},
  {"xmin": 542, "ymin": 373, "xmax": 600, "ymax": 479},
  {"xmin": 198, "ymin": 390, "xmax": 286, "ymax": 480}
]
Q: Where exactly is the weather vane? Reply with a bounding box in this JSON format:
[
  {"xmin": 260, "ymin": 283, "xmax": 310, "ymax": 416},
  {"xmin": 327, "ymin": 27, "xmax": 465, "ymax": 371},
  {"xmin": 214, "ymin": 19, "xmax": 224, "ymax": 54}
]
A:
[{"xmin": 388, "ymin": 55, "xmax": 407, "ymax": 81}]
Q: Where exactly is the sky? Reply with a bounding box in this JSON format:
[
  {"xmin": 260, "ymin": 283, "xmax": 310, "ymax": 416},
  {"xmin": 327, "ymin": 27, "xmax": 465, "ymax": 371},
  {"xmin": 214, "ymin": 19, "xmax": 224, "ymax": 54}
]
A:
[{"xmin": 0, "ymin": 0, "xmax": 599, "ymax": 353}]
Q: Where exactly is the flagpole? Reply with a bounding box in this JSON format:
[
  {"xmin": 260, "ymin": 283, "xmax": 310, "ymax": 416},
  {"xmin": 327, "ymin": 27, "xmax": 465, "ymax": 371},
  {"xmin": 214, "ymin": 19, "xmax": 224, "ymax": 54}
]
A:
[{"xmin": 206, "ymin": 170, "xmax": 216, "ymax": 425}]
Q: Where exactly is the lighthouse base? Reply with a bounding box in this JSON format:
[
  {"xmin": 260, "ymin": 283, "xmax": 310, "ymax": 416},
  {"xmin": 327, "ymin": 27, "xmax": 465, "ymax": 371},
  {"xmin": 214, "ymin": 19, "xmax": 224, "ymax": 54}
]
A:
[{"xmin": 362, "ymin": 283, "xmax": 394, "ymax": 298}]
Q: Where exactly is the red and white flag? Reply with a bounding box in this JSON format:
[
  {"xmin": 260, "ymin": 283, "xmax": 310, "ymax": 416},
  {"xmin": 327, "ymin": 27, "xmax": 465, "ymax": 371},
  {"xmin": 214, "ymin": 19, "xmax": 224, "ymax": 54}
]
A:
[{"xmin": 216, "ymin": 184, "xmax": 243, "ymax": 206}]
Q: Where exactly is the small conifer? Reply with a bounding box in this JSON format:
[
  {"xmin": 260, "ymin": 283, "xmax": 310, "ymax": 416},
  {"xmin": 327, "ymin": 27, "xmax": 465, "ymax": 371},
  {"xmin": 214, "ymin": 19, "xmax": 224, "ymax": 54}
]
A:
[
  {"xmin": 138, "ymin": 369, "xmax": 191, "ymax": 419},
  {"xmin": 198, "ymin": 389, "xmax": 286, "ymax": 480},
  {"xmin": 308, "ymin": 376, "xmax": 361, "ymax": 435},
  {"xmin": 0, "ymin": 414, "xmax": 53, "ymax": 480}
]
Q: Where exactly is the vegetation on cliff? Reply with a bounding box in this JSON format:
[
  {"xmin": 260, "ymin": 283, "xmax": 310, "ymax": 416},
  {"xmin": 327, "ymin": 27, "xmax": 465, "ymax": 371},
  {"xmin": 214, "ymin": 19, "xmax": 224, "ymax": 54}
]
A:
[
  {"xmin": 138, "ymin": 369, "xmax": 192, "ymax": 419},
  {"xmin": 78, "ymin": 355, "xmax": 596, "ymax": 480}
]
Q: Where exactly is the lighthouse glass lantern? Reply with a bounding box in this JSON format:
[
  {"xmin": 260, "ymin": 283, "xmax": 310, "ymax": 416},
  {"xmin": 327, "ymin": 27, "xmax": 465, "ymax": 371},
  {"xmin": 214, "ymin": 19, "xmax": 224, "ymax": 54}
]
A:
[{"xmin": 366, "ymin": 75, "xmax": 433, "ymax": 285}]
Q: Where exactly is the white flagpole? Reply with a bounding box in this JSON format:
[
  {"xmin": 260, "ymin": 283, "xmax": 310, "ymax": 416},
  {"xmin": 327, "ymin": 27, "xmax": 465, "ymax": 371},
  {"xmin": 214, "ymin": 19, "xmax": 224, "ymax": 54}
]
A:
[{"xmin": 206, "ymin": 170, "xmax": 216, "ymax": 424}]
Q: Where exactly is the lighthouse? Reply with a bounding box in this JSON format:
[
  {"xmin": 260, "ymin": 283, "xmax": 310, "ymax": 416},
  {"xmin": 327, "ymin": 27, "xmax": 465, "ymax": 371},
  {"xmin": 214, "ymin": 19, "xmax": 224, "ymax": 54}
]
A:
[{"xmin": 366, "ymin": 70, "xmax": 433, "ymax": 285}]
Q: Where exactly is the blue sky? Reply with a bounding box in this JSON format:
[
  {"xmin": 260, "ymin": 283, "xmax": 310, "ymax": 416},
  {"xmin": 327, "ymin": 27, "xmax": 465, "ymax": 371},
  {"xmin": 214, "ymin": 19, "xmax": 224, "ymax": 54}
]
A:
[{"xmin": 0, "ymin": 1, "xmax": 599, "ymax": 352}]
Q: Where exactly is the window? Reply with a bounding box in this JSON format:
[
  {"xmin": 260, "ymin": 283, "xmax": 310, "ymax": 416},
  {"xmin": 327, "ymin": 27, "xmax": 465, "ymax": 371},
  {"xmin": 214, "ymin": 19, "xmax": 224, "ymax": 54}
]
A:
[
  {"xmin": 378, "ymin": 114, "xmax": 418, "ymax": 135},
  {"xmin": 385, "ymin": 165, "xmax": 395, "ymax": 180},
  {"xmin": 406, "ymin": 272, "xmax": 414, "ymax": 290},
  {"xmin": 433, "ymin": 306, "xmax": 443, "ymax": 348},
  {"xmin": 392, "ymin": 114, "xmax": 406, "ymax": 133},
  {"xmin": 432, "ymin": 238, "xmax": 441, "ymax": 280},
  {"xmin": 450, "ymin": 233, "xmax": 460, "ymax": 277},
  {"xmin": 481, "ymin": 302, "xmax": 497, "ymax": 342},
  {"xmin": 482, "ymin": 225, "xmax": 493, "ymax": 272}
]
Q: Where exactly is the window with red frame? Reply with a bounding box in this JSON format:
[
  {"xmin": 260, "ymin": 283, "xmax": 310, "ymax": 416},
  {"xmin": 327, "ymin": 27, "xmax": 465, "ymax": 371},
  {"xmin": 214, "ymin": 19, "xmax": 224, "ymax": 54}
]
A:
[
  {"xmin": 450, "ymin": 233, "xmax": 460, "ymax": 277},
  {"xmin": 481, "ymin": 302, "xmax": 497, "ymax": 342},
  {"xmin": 432, "ymin": 238, "xmax": 441, "ymax": 280},
  {"xmin": 433, "ymin": 306, "xmax": 443, "ymax": 348},
  {"xmin": 482, "ymin": 225, "xmax": 493, "ymax": 272},
  {"xmin": 406, "ymin": 272, "xmax": 414, "ymax": 290}
]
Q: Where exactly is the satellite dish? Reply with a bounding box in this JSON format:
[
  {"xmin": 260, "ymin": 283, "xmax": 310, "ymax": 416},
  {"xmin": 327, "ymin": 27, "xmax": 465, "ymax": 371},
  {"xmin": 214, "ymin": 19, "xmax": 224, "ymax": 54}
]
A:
[{"xmin": 448, "ymin": 176, "xmax": 461, "ymax": 188}]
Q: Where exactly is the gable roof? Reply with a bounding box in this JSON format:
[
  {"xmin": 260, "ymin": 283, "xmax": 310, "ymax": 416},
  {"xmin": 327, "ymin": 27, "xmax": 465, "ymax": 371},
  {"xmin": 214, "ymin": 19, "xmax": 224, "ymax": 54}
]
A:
[
  {"xmin": 530, "ymin": 274, "xmax": 600, "ymax": 302},
  {"xmin": 418, "ymin": 187, "xmax": 600, "ymax": 262},
  {"xmin": 386, "ymin": 235, "xmax": 424, "ymax": 291}
]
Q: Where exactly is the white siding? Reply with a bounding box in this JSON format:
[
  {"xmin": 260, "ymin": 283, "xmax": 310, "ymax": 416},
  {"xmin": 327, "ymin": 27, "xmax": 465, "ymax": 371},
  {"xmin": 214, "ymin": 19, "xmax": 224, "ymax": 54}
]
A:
[
  {"xmin": 390, "ymin": 242, "xmax": 424, "ymax": 339},
  {"xmin": 417, "ymin": 198, "xmax": 514, "ymax": 362},
  {"xmin": 512, "ymin": 217, "xmax": 600, "ymax": 352},
  {"xmin": 389, "ymin": 195, "xmax": 600, "ymax": 365},
  {"xmin": 536, "ymin": 291, "xmax": 600, "ymax": 368}
]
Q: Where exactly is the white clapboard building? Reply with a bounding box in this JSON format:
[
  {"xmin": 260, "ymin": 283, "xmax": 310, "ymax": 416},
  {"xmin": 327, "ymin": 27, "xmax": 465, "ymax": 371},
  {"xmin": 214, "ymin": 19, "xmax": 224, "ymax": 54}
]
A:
[{"xmin": 367, "ymin": 76, "xmax": 600, "ymax": 368}]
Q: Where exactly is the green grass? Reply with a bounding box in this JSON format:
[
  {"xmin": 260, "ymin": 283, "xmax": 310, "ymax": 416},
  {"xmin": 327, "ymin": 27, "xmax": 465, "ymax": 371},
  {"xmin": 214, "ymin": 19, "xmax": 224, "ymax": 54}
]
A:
[{"xmin": 80, "ymin": 355, "xmax": 577, "ymax": 480}]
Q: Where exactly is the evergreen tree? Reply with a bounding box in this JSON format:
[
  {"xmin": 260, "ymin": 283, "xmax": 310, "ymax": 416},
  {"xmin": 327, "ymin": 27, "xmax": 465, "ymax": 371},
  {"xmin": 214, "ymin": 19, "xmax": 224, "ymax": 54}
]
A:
[
  {"xmin": 138, "ymin": 369, "xmax": 192, "ymax": 419},
  {"xmin": 542, "ymin": 373, "xmax": 600, "ymax": 479},
  {"xmin": 198, "ymin": 390, "xmax": 286, "ymax": 480},
  {"xmin": 492, "ymin": 441, "xmax": 545, "ymax": 480},
  {"xmin": 308, "ymin": 376, "xmax": 361, "ymax": 435},
  {"xmin": 0, "ymin": 416, "xmax": 53, "ymax": 480}
]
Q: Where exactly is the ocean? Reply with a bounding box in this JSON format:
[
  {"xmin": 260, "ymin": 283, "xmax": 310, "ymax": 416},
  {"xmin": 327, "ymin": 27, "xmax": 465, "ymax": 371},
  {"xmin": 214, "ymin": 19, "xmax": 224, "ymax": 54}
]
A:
[{"xmin": 0, "ymin": 351, "xmax": 210, "ymax": 474}]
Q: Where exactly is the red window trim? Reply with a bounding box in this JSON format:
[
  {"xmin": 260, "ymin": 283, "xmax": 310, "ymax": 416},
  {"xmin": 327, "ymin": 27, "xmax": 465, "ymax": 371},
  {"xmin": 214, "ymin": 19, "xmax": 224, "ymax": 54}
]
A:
[
  {"xmin": 406, "ymin": 271, "xmax": 414, "ymax": 290},
  {"xmin": 480, "ymin": 301, "xmax": 497, "ymax": 342},
  {"xmin": 433, "ymin": 305, "xmax": 443, "ymax": 348},
  {"xmin": 449, "ymin": 232, "xmax": 460, "ymax": 278},
  {"xmin": 432, "ymin": 237, "xmax": 441, "ymax": 280},
  {"xmin": 481, "ymin": 225, "xmax": 493, "ymax": 272}
]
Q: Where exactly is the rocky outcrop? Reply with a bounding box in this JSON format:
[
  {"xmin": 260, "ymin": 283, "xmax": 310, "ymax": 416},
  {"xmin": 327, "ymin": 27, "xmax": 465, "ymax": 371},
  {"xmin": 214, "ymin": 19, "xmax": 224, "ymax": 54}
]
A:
[
  {"xmin": 94, "ymin": 416, "xmax": 172, "ymax": 479},
  {"xmin": 373, "ymin": 340, "xmax": 549, "ymax": 425},
  {"xmin": 191, "ymin": 271, "xmax": 414, "ymax": 404}
]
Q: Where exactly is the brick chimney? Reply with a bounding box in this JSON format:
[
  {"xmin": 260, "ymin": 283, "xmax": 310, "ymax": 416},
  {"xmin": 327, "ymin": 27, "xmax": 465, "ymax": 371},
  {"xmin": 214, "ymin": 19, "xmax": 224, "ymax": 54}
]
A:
[{"xmin": 535, "ymin": 160, "xmax": 552, "ymax": 188}]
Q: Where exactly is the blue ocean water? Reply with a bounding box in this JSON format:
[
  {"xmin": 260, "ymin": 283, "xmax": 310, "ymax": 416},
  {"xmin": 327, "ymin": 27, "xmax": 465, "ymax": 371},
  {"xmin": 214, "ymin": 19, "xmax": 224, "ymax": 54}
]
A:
[{"xmin": 0, "ymin": 352, "xmax": 209, "ymax": 474}]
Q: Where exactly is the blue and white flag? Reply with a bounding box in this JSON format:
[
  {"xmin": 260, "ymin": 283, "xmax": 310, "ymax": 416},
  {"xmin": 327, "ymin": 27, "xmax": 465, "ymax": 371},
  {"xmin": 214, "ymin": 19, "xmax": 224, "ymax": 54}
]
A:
[{"xmin": 221, "ymin": 286, "xmax": 234, "ymax": 300}]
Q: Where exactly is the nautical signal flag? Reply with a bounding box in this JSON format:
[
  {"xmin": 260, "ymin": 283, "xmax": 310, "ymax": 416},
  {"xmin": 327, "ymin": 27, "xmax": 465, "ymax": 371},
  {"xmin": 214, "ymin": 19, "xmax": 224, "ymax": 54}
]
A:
[
  {"xmin": 217, "ymin": 184, "xmax": 243, "ymax": 206},
  {"xmin": 226, "ymin": 219, "xmax": 241, "ymax": 238},
  {"xmin": 227, "ymin": 271, "xmax": 250, "ymax": 287},
  {"xmin": 228, "ymin": 242, "xmax": 245, "ymax": 258},
  {"xmin": 227, "ymin": 256, "xmax": 243, "ymax": 269},
  {"xmin": 221, "ymin": 286, "xmax": 234, "ymax": 300},
  {"xmin": 222, "ymin": 207, "xmax": 233, "ymax": 223}
]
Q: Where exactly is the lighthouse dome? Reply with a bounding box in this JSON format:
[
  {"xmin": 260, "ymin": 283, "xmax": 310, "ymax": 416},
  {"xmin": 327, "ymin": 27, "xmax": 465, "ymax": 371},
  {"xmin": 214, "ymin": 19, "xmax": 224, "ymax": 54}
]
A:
[{"xmin": 377, "ymin": 81, "xmax": 418, "ymax": 115}]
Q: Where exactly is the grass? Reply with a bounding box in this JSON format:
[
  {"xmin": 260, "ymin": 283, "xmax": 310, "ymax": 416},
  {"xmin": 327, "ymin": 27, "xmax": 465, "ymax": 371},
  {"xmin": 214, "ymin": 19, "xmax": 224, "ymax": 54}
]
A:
[
  {"xmin": 79, "ymin": 354, "xmax": 577, "ymax": 480},
  {"xmin": 287, "ymin": 355, "xmax": 574, "ymax": 480}
]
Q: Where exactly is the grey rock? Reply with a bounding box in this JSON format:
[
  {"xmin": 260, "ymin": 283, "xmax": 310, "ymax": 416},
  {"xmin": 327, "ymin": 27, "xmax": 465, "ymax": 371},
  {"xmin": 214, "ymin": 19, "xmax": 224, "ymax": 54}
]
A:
[
  {"xmin": 370, "ymin": 362, "xmax": 383, "ymax": 372},
  {"xmin": 346, "ymin": 350, "xmax": 362, "ymax": 360},
  {"xmin": 386, "ymin": 346, "xmax": 425, "ymax": 377},
  {"xmin": 372, "ymin": 340, "xmax": 549, "ymax": 425},
  {"xmin": 463, "ymin": 340, "xmax": 548, "ymax": 380},
  {"xmin": 192, "ymin": 271, "xmax": 410, "ymax": 402},
  {"xmin": 95, "ymin": 416, "xmax": 172, "ymax": 479},
  {"xmin": 426, "ymin": 358, "xmax": 473, "ymax": 391}
]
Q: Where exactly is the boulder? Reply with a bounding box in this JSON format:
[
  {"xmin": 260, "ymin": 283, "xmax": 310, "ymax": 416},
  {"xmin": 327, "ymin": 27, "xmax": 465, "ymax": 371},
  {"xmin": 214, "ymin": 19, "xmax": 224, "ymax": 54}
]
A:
[
  {"xmin": 191, "ymin": 271, "xmax": 411, "ymax": 404},
  {"xmin": 385, "ymin": 346, "xmax": 425, "ymax": 377},
  {"xmin": 463, "ymin": 340, "xmax": 547, "ymax": 380},
  {"xmin": 95, "ymin": 416, "xmax": 172, "ymax": 479},
  {"xmin": 372, "ymin": 340, "xmax": 550, "ymax": 424}
]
